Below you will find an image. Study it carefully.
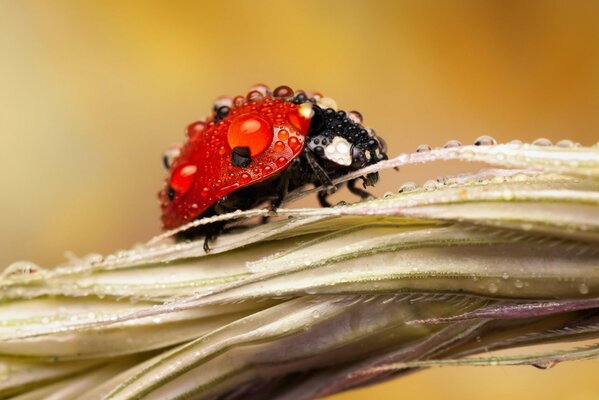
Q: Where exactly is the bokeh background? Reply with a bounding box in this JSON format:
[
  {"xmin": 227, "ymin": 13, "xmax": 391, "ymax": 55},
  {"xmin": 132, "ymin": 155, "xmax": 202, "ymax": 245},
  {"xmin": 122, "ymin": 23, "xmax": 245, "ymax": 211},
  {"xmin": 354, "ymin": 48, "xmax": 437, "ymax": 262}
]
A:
[{"xmin": 1, "ymin": 0, "xmax": 598, "ymax": 398}]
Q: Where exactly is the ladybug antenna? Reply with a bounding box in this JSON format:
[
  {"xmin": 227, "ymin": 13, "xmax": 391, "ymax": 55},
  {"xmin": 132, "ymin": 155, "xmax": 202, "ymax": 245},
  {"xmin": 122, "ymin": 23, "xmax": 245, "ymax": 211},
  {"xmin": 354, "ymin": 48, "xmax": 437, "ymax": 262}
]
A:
[{"xmin": 231, "ymin": 146, "xmax": 252, "ymax": 168}]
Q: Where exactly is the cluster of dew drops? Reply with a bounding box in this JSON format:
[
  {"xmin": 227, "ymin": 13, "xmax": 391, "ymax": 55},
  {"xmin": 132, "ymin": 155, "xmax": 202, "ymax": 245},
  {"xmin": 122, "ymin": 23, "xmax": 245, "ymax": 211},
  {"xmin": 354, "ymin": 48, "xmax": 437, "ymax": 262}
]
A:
[{"xmin": 381, "ymin": 135, "xmax": 589, "ymax": 198}]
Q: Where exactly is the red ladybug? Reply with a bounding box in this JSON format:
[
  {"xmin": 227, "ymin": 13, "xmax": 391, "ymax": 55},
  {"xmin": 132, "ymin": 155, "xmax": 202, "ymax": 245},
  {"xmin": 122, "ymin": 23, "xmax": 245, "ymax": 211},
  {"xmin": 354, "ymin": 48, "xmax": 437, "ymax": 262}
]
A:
[{"xmin": 159, "ymin": 84, "xmax": 388, "ymax": 251}]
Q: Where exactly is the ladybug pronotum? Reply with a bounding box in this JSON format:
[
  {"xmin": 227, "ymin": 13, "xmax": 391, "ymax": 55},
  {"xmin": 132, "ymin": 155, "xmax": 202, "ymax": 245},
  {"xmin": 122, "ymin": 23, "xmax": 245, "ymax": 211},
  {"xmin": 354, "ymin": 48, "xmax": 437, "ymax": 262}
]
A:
[{"xmin": 159, "ymin": 84, "xmax": 388, "ymax": 251}]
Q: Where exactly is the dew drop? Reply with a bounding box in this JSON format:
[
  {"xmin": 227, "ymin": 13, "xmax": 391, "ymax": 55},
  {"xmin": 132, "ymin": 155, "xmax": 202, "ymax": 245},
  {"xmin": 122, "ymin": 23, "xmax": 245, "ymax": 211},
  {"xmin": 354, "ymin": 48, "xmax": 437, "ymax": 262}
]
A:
[
  {"xmin": 348, "ymin": 110, "xmax": 363, "ymax": 124},
  {"xmin": 443, "ymin": 140, "xmax": 462, "ymax": 148},
  {"xmin": 488, "ymin": 282, "xmax": 498, "ymax": 294},
  {"xmin": 532, "ymin": 138, "xmax": 553, "ymax": 146},
  {"xmin": 288, "ymin": 136, "xmax": 301, "ymax": 151},
  {"xmin": 398, "ymin": 181, "xmax": 418, "ymax": 193},
  {"xmin": 316, "ymin": 97, "xmax": 338, "ymax": 111},
  {"xmin": 556, "ymin": 139, "xmax": 575, "ymax": 148},
  {"xmin": 263, "ymin": 165, "xmax": 273, "ymax": 174},
  {"xmin": 474, "ymin": 135, "xmax": 497, "ymax": 146},
  {"xmin": 276, "ymin": 156, "xmax": 288, "ymax": 167},
  {"xmin": 508, "ymin": 139, "xmax": 523, "ymax": 145},
  {"xmin": 383, "ymin": 192, "xmax": 394, "ymax": 198},
  {"xmin": 312, "ymin": 310, "xmax": 321, "ymax": 319},
  {"xmin": 1, "ymin": 261, "xmax": 42, "ymax": 278},
  {"xmin": 185, "ymin": 121, "xmax": 206, "ymax": 137},
  {"xmin": 273, "ymin": 85, "xmax": 294, "ymax": 98},
  {"xmin": 501, "ymin": 272, "xmax": 509, "ymax": 280},
  {"xmin": 274, "ymin": 141, "xmax": 285, "ymax": 152},
  {"xmin": 416, "ymin": 144, "xmax": 432, "ymax": 152},
  {"xmin": 232, "ymin": 95, "xmax": 245, "ymax": 107},
  {"xmin": 423, "ymin": 180, "xmax": 438, "ymax": 191},
  {"xmin": 246, "ymin": 90, "xmax": 264, "ymax": 101},
  {"xmin": 514, "ymin": 280, "xmax": 524, "ymax": 288},
  {"xmin": 277, "ymin": 129, "xmax": 289, "ymax": 141},
  {"xmin": 213, "ymin": 96, "xmax": 233, "ymax": 110},
  {"xmin": 239, "ymin": 173, "xmax": 252, "ymax": 184},
  {"xmin": 249, "ymin": 83, "xmax": 271, "ymax": 97},
  {"xmin": 579, "ymin": 283, "xmax": 589, "ymax": 295}
]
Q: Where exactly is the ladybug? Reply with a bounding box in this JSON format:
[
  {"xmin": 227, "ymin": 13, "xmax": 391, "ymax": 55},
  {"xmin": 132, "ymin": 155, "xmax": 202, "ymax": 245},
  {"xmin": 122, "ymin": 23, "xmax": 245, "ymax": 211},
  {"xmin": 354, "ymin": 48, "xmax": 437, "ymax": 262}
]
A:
[{"xmin": 159, "ymin": 84, "xmax": 388, "ymax": 251}]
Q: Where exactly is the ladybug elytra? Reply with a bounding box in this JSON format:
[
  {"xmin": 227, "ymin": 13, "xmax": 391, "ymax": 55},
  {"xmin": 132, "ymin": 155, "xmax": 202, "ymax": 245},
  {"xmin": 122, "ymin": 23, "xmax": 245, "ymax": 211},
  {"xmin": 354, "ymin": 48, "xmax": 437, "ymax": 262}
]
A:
[{"xmin": 159, "ymin": 84, "xmax": 388, "ymax": 251}]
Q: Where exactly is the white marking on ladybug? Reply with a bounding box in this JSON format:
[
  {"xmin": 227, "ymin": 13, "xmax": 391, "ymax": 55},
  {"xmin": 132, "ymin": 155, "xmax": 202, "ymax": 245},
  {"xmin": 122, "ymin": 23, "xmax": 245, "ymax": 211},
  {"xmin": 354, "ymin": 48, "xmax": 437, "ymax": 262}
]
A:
[{"xmin": 324, "ymin": 136, "xmax": 352, "ymax": 166}]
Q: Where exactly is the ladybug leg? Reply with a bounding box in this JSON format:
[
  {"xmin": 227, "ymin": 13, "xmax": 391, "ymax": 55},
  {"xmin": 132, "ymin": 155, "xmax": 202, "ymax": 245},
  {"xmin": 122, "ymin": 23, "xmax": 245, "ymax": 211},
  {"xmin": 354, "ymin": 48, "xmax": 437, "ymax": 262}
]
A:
[
  {"xmin": 303, "ymin": 150, "xmax": 336, "ymax": 194},
  {"xmin": 317, "ymin": 191, "xmax": 332, "ymax": 207},
  {"xmin": 347, "ymin": 178, "xmax": 374, "ymax": 200},
  {"xmin": 202, "ymin": 221, "xmax": 225, "ymax": 253}
]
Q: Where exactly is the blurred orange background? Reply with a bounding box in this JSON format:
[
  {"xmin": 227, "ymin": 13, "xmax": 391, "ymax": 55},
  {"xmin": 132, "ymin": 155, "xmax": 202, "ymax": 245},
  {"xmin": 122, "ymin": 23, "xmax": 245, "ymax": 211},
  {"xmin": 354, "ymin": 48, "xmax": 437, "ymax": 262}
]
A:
[{"xmin": 1, "ymin": 1, "xmax": 598, "ymax": 399}]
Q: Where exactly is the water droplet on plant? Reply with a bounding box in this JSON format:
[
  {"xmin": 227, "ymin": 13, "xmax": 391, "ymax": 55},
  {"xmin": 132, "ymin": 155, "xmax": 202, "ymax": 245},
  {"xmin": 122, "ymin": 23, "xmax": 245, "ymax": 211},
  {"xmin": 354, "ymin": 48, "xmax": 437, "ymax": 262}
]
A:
[
  {"xmin": 532, "ymin": 138, "xmax": 552, "ymax": 146},
  {"xmin": 556, "ymin": 139, "xmax": 575, "ymax": 148},
  {"xmin": 1, "ymin": 261, "xmax": 43, "ymax": 278},
  {"xmin": 312, "ymin": 310, "xmax": 321, "ymax": 319},
  {"xmin": 579, "ymin": 283, "xmax": 589, "ymax": 294},
  {"xmin": 488, "ymin": 282, "xmax": 498, "ymax": 293},
  {"xmin": 416, "ymin": 144, "xmax": 432, "ymax": 152},
  {"xmin": 474, "ymin": 135, "xmax": 497, "ymax": 146},
  {"xmin": 423, "ymin": 180, "xmax": 438, "ymax": 191},
  {"xmin": 398, "ymin": 182, "xmax": 417, "ymax": 193},
  {"xmin": 443, "ymin": 140, "xmax": 462, "ymax": 148},
  {"xmin": 501, "ymin": 272, "xmax": 509, "ymax": 280},
  {"xmin": 514, "ymin": 280, "xmax": 524, "ymax": 288}
]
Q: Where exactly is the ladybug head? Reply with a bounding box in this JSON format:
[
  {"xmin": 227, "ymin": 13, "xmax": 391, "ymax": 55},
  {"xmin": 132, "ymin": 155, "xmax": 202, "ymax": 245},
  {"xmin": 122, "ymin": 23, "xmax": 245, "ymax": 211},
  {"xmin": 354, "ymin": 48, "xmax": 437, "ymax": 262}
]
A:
[{"xmin": 304, "ymin": 102, "xmax": 387, "ymax": 185}]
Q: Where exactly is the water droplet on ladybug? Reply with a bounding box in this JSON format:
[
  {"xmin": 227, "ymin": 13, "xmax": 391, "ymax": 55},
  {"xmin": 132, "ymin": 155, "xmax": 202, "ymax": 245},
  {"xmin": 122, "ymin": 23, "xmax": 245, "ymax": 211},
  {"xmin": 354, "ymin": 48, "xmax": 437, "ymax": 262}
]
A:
[
  {"xmin": 213, "ymin": 96, "xmax": 233, "ymax": 111},
  {"xmin": 273, "ymin": 85, "xmax": 294, "ymax": 98},
  {"xmin": 162, "ymin": 146, "xmax": 181, "ymax": 170},
  {"xmin": 288, "ymin": 136, "xmax": 301, "ymax": 152},
  {"xmin": 227, "ymin": 113, "xmax": 274, "ymax": 157},
  {"xmin": 186, "ymin": 121, "xmax": 206, "ymax": 137},
  {"xmin": 170, "ymin": 163, "xmax": 197, "ymax": 197},
  {"xmin": 274, "ymin": 141, "xmax": 285, "ymax": 152},
  {"xmin": 263, "ymin": 165, "xmax": 273, "ymax": 174},
  {"xmin": 249, "ymin": 83, "xmax": 271, "ymax": 97},
  {"xmin": 316, "ymin": 97, "xmax": 338, "ymax": 111},
  {"xmin": 348, "ymin": 110, "xmax": 363, "ymax": 124},
  {"xmin": 277, "ymin": 129, "xmax": 289, "ymax": 141},
  {"xmin": 276, "ymin": 156, "xmax": 287, "ymax": 167},
  {"xmin": 240, "ymin": 172, "xmax": 251, "ymax": 184},
  {"xmin": 233, "ymin": 95, "xmax": 245, "ymax": 107},
  {"xmin": 218, "ymin": 146, "xmax": 226, "ymax": 155},
  {"xmin": 246, "ymin": 90, "xmax": 264, "ymax": 101}
]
